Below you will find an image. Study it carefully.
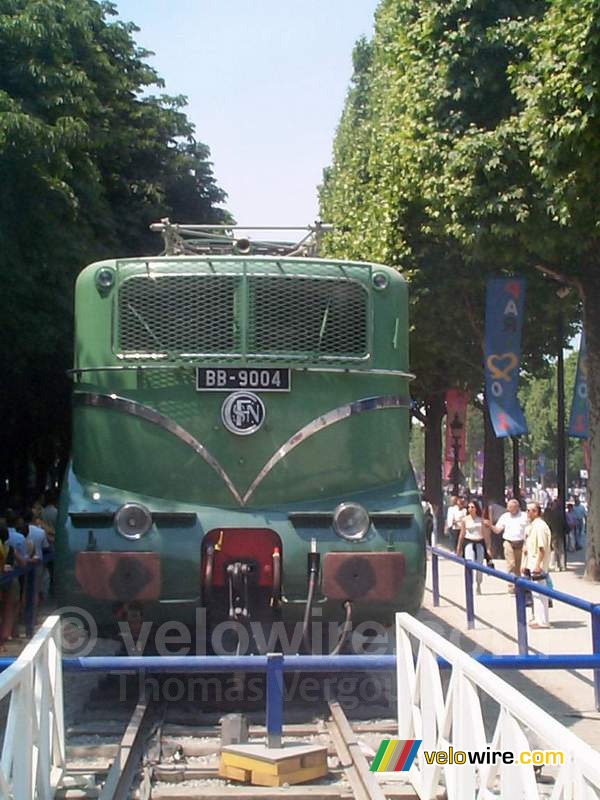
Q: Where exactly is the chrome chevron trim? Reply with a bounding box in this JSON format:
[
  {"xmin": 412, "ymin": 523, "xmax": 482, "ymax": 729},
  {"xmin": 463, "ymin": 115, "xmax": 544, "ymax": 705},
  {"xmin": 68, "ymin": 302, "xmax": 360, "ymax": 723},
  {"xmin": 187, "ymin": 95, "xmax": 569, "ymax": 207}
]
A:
[
  {"xmin": 73, "ymin": 392, "xmax": 243, "ymax": 505},
  {"xmin": 242, "ymin": 394, "xmax": 410, "ymax": 504},
  {"xmin": 74, "ymin": 392, "xmax": 409, "ymax": 507}
]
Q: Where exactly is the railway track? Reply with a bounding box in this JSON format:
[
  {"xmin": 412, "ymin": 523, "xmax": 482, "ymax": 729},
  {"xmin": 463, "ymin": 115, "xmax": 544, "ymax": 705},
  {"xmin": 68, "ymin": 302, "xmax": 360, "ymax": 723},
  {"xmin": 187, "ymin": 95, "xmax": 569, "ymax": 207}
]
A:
[{"xmin": 56, "ymin": 674, "xmax": 414, "ymax": 800}]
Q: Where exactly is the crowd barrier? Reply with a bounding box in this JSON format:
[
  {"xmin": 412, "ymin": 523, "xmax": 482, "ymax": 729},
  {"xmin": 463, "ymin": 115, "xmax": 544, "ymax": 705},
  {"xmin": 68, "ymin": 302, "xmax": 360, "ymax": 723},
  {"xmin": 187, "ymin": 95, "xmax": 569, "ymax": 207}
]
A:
[{"xmin": 430, "ymin": 545, "xmax": 600, "ymax": 710}]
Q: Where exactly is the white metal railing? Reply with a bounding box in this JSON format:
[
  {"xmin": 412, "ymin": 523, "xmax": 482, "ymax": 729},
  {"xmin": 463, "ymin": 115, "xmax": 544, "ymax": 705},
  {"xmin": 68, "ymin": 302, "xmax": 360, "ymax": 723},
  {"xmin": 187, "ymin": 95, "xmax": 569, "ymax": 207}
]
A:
[
  {"xmin": 395, "ymin": 612, "xmax": 600, "ymax": 799},
  {"xmin": 0, "ymin": 615, "xmax": 65, "ymax": 799}
]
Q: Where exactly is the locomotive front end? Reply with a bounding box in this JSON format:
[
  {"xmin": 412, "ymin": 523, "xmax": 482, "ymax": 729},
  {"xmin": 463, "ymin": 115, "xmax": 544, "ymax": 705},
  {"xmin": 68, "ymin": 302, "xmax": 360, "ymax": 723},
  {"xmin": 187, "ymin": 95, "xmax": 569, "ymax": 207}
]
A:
[{"xmin": 56, "ymin": 246, "xmax": 424, "ymax": 644}]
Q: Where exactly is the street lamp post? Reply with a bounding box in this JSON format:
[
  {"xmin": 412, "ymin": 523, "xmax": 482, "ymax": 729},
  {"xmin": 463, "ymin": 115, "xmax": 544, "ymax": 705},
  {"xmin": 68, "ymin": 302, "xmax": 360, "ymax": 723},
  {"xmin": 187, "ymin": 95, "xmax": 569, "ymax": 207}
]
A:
[
  {"xmin": 512, "ymin": 436, "xmax": 521, "ymax": 503},
  {"xmin": 557, "ymin": 304, "xmax": 568, "ymax": 565}
]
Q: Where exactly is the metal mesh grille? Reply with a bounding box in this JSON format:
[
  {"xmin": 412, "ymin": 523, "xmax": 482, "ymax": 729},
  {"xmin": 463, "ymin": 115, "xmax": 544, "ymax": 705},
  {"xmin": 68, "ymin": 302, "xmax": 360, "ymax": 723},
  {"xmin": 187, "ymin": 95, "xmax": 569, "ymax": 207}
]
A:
[
  {"xmin": 139, "ymin": 369, "xmax": 195, "ymax": 390},
  {"xmin": 116, "ymin": 270, "xmax": 368, "ymax": 361},
  {"xmin": 248, "ymin": 277, "xmax": 367, "ymax": 357},
  {"xmin": 118, "ymin": 275, "xmax": 238, "ymax": 355}
]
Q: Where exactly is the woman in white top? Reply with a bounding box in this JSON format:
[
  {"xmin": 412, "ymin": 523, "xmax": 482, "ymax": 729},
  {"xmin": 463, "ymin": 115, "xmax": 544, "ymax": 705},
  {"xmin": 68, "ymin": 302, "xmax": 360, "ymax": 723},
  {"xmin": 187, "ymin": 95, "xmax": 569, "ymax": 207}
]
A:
[{"xmin": 456, "ymin": 500, "xmax": 485, "ymax": 594}]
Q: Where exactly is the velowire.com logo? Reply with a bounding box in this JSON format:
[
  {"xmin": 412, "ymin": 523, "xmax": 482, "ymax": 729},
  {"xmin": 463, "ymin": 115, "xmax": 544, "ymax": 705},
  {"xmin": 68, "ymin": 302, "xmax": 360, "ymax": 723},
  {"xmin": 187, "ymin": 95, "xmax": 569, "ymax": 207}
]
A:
[
  {"xmin": 370, "ymin": 740, "xmax": 565, "ymax": 771},
  {"xmin": 370, "ymin": 740, "xmax": 423, "ymax": 772}
]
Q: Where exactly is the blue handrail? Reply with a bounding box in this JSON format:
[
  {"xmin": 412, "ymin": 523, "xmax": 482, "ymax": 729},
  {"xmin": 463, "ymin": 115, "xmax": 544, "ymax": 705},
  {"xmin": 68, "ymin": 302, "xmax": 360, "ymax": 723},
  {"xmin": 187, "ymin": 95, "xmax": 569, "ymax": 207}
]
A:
[
  {"xmin": 3, "ymin": 650, "xmax": 600, "ymax": 748},
  {"xmin": 429, "ymin": 545, "xmax": 600, "ymax": 710}
]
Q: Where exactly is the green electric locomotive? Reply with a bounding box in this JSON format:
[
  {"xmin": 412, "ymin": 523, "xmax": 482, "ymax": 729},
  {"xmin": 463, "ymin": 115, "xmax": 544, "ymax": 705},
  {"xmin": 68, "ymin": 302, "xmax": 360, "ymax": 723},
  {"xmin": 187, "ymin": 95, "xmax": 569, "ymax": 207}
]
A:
[{"xmin": 56, "ymin": 223, "xmax": 425, "ymax": 647}]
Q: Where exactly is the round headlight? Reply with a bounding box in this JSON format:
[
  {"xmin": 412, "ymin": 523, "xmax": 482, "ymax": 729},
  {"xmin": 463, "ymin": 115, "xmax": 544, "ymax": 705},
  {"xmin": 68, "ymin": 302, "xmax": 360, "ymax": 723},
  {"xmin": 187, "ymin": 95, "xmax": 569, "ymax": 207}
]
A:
[
  {"xmin": 332, "ymin": 503, "xmax": 370, "ymax": 541},
  {"xmin": 372, "ymin": 272, "xmax": 389, "ymax": 290},
  {"xmin": 115, "ymin": 503, "xmax": 152, "ymax": 540},
  {"xmin": 96, "ymin": 267, "xmax": 115, "ymax": 291}
]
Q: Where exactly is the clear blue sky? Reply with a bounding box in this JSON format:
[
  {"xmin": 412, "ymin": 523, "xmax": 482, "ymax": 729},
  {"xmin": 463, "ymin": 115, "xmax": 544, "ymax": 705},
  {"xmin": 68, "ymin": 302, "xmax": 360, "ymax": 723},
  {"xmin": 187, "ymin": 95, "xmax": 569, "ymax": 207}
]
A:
[{"xmin": 115, "ymin": 1, "xmax": 379, "ymax": 234}]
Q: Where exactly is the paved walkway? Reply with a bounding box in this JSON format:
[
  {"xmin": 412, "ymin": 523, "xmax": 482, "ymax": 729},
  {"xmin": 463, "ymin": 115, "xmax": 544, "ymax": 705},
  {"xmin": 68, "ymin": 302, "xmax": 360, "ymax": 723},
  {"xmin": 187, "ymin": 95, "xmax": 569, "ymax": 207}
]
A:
[{"xmin": 418, "ymin": 541, "xmax": 600, "ymax": 749}]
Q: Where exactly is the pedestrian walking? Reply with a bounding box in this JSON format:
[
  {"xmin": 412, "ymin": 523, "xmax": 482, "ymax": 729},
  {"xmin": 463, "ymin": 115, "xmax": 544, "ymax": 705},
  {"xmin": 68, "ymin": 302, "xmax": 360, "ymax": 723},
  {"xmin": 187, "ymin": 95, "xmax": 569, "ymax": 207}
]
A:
[
  {"xmin": 456, "ymin": 500, "xmax": 486, "ymax": 594},
  {"xmin": 446, "ymin": 496, "xmax": 466, "ymax": 551},
  {"xmin": 483, "ymin": 498, "xmax": 527, "ymax": 591},
  {"xmin": 523, "ymin": 501, "xmax": 552, "ymax": 629},
  {"xmin": 544, "ymin": 498, "xmax": 567, "ymax": 571},
  {"xmin": 571, "ymin": 496, "xmax": 586, "ymax": 550},
  {"xmin": 421, "ymin": 496, "xmax": 435, "ymax": 546},
  {"xmin": 0, "ymin": 522, "xmax": 26, "ymax": 647},
  {"xmin": 565, "ymin": 503, "xmax": 577, "ymax": 552}
]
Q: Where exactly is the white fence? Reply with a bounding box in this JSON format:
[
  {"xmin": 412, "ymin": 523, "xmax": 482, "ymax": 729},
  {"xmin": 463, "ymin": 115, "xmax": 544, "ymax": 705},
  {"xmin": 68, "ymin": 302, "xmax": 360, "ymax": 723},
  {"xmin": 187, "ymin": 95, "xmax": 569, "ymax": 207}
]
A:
[
  {"xmin": 395, "ymin": 612, "xmax": 600, "ymax": 799},
  {"xmin": 0, "ymin": 615, "xmax": 64, "ymax": 799}
]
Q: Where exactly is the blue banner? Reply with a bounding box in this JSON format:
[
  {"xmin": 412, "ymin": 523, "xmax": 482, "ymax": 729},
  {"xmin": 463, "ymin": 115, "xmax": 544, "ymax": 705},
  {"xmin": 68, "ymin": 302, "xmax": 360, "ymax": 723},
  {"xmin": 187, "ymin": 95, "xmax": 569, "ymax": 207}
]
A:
[
  {"xmin": 484, "ymin": 277, "xmax": 528, "ymax": 438},
  {"xmin": 568, "ymin": 332, "xmax": 588, "ymax": 439}
]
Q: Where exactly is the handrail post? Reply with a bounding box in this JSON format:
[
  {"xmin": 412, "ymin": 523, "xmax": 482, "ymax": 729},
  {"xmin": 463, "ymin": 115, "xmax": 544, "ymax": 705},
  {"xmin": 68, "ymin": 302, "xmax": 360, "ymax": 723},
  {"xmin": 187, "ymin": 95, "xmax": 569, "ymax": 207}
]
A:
[
  {"xmin": 432, "ymin": 550, "xmax": 440, "ymax": 607},
  {"xmin": 515, "ymin": 580, "xmax": 529, "ymax": 655},
  {"xmin": 266, "ymin": 652, "xmax": 284, "ymax": 748},
  {"xmin": 464, "ymin": 562, "xmax": 474, "ymax": 630},
  {"xmin": 591, "ymin": 608, "xmax": 600, "ymax": 711}
]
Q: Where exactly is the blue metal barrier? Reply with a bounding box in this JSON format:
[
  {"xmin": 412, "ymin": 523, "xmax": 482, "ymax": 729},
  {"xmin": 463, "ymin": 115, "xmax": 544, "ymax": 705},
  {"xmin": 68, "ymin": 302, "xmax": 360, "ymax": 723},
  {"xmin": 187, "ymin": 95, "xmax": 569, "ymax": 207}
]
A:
[
  {"xmin": 3, "ymin": 650, "xmax": 600, "ymax": 746},
  {"xmin": 430, "ymin": 545, "xmax": 600, "ymax": 710}
]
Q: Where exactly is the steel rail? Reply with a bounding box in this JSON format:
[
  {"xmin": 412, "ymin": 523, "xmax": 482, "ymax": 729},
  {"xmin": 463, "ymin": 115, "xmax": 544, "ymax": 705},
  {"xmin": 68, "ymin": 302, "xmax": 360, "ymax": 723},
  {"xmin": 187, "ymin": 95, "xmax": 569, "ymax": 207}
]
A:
[
  {"xmin": 328, "ymin": 700, "xmax": 387, "ymax": 800},
  {"xmin": 98, "ymin": 694, "xmax": 153, "ymax": 800}
]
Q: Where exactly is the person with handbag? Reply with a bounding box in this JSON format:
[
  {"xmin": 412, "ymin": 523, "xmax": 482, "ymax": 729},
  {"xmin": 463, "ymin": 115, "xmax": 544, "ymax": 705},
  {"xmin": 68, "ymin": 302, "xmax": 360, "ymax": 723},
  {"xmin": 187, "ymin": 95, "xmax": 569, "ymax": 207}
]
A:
[
  {"xmin": 456, "ymin": 500, "xmax": 486, "ymax": 594},
  {"xmin": 523, "ymin": 502, "xmax": 552, "ymax": 629}
]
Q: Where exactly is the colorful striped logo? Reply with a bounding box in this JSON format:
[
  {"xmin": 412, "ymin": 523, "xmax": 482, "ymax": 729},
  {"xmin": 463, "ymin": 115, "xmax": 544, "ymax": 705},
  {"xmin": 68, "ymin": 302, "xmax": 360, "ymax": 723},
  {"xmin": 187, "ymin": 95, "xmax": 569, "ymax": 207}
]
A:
[{"xmin": 370, "ymin": 739, "xmax": 422, "ymax": 772}]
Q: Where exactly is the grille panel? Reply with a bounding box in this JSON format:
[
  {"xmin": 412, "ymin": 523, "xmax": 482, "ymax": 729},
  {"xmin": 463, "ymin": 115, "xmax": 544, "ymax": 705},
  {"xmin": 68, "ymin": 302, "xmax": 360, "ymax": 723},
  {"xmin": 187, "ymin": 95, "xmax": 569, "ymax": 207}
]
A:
[
  {"xmin": 118, "ymin": 275, "xmax": 238, "ymax": 355},
  {"xmin": 116, "ymin": 269, "xmax": 369, "ymax": 362},
  {"xmin": 248, "ymin": 277, "xmax": 367, "ymax": 357}
]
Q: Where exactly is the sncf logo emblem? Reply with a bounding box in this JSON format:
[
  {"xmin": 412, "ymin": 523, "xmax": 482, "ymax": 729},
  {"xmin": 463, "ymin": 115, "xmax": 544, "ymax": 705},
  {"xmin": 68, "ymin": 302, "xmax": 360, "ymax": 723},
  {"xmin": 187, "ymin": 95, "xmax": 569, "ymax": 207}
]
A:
[{"xmin": 221, "ymin": 392, "xmax": 266, "ymax": 436}]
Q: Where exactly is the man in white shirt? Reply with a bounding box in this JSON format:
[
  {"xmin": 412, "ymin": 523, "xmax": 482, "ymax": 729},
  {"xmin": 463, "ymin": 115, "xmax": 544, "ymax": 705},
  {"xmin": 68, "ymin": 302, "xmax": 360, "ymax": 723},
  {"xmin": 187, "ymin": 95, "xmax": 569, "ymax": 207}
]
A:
[
  {"xmin": 523, "ymin": 502, "xmax": 552, "ymax": 628},
  {"xmin": 446, "ymin": 496, "xmax": 466, "ymax": 550},
  {"xmin": 484, "ymin": 498, "xmax": 527, "ymax": 590}
]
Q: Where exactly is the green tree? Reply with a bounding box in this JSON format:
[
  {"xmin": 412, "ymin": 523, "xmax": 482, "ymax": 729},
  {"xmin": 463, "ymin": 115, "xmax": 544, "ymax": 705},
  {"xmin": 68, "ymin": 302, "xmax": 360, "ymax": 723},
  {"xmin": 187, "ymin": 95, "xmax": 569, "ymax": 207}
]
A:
[
  {"xmin": 433, "ymin": 0, "xmax": 600, "ymax": 575},
  {"xmin": 0, "ymin": 0, "xmax": 229, "ymax": 500},
  {"xmin": 319, "ymin": 0, "xmax": 562, "ymax": 515},
  {"xmin": 510, "ymin": 0, "xmax": 600, "ymax": 577}
]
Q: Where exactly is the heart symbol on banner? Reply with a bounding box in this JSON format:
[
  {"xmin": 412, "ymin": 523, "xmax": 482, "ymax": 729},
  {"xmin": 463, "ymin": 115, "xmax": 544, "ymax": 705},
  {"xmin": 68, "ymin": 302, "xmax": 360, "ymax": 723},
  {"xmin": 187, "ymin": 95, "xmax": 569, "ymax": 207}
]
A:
[
  {"xmin": 487, "ymin": 352, "xmax": 518, "ymax": 381},
  {"xmin": 505, "ymin": 281, "xmax": 521, "ymax": 299}
]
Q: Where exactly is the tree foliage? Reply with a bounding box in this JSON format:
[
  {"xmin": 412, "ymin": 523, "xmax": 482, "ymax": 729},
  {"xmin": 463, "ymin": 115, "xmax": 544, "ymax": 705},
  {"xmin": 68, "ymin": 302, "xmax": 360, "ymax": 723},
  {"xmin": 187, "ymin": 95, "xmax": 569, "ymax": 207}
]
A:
[
  {"xmin": 0, "ymin": 0, "xmax": 229, "ymax": 500},
  {"xmin": 320, "ymin": 0, "xmax": 557, "ymax": 401},
  {"xmin": 319, "ymin": 0, "xmax": 563, "ymax": 514},
  {"xmin": 519, "ymin": 352, "xmax": 584, "ymax": 481},
  {"xmin": 319, "ymin": 0, "xmax": 600, "ymax": 570}
]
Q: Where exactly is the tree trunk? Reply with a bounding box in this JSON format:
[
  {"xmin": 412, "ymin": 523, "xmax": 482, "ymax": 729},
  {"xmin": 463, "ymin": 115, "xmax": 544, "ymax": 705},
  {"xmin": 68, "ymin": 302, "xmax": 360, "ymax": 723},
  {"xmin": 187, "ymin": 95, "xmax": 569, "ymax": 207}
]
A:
[
  {"xmin": 483, "ymin": 394, "xmax": 505, "ymax": 506},
  {"xmin": 424, "ymin": 391, "xmax": 445, "ymax": 534},
  {"xmin": 583, "ymin": 271, "xmax": 600, "ymax": 580}
]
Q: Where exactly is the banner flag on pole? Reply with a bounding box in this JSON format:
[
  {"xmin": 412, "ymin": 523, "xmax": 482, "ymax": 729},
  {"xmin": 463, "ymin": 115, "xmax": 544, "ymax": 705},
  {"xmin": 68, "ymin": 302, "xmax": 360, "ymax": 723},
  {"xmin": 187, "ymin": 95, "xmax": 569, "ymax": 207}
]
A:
[
  {"xmin": 484, "ymin": 277, "xmax": 528, "ymax": 438},
  {"xmin": 444, "ymin": 390, "xmax": 469, "ymax": 481},
  {"xmin": 568, "ymin": 332, "xmax": 588, "ymax": 439}
]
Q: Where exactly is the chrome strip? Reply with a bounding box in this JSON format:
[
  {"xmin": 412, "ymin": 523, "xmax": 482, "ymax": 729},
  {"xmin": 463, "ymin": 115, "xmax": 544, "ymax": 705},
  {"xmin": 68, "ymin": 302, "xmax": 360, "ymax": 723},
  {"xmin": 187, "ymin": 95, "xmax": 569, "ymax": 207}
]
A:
[
  {"xmin": 73, "ymin": 393, "xmax": 243, "ymax": 505},
  {"xmin": 242, "ymin": 394, "xmax": 410, "ymax": 504},
  {"xmin": 69, "ymin": 365, "xmax": 414, "ymax": 378},
  {"xmin": 300, "ymin": 367, "xmax": 415, "ymax": 379}
]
